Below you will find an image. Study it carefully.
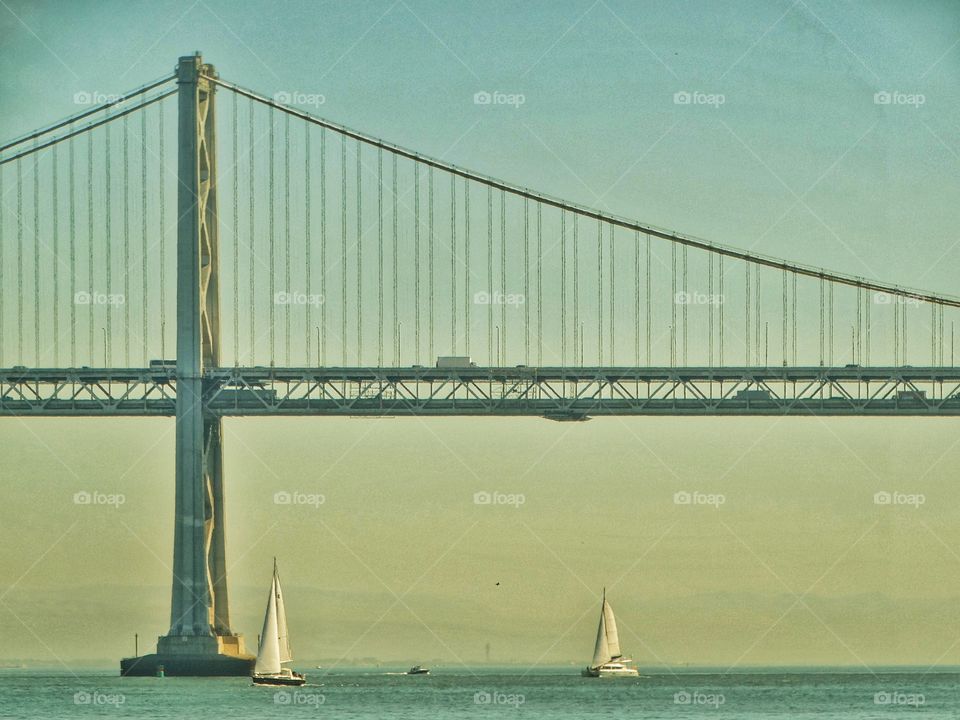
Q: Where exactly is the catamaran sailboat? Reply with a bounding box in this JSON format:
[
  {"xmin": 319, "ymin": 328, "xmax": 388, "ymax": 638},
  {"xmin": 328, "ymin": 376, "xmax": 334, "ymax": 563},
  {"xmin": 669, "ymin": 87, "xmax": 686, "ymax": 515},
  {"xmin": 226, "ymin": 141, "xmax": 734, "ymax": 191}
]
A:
[
  {"xmin": 582, "ymin": 589, "xmax": 639, "ymax": 677},
  {"xmin": 252, "ymin": 559, "xmax": 306, "ymax": 686}
]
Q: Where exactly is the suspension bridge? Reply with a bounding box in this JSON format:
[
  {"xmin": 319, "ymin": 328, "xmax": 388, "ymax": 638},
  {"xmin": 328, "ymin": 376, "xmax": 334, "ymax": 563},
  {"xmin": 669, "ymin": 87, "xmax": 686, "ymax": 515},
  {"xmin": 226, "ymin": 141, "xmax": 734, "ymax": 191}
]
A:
[{"xmin": 1, "ymin": 53, "xmax": 957, "ymax": 675}]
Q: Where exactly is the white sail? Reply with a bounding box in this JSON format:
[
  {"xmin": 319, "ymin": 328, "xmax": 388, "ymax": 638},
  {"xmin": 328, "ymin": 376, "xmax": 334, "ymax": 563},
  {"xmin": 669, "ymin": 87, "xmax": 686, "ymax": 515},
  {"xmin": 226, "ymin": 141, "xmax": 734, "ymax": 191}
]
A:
[
  {"xmin": 254, "ymin": 574, "xmax": 282, "ymax": 675},
  {"xmin": 274, "ymin": 566, "xmax": 293, "ymax": 664},
  {"xmin": 602, "ymin": 597, "xmax": 622, "ymax": 659},
  {"xmin": 591, "ymin": 606, "xmax": 610, "ymax": 668}
]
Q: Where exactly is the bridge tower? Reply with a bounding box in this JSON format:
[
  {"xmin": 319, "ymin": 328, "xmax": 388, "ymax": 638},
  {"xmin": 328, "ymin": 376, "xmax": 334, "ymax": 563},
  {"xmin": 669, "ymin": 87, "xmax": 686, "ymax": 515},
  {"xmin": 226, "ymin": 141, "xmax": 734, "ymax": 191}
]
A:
[{"xmin": 122, "ymin": 53, "xmax": 253, "ymax": 676}]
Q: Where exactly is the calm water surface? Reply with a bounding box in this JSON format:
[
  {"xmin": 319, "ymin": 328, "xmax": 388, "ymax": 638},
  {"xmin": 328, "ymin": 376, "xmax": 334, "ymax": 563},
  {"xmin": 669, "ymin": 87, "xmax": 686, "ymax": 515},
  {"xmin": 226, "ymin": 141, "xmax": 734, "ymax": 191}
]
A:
[{"xmin": 0, "ymin": 667, "xmax": 955, "ymax": 718}]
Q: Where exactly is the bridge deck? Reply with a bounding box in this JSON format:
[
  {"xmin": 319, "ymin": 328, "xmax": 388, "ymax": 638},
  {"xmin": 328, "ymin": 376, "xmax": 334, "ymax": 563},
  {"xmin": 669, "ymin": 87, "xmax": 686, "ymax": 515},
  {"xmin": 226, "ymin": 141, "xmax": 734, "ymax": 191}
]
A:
[{"xmin": 2, "ymin": 366, "xmax": 959, "ymax": 417}]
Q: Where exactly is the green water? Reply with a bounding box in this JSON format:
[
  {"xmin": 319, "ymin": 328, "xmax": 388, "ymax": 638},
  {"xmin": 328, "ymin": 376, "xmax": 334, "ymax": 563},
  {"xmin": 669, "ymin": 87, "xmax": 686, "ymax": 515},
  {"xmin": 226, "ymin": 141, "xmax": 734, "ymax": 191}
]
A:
[{"xmin": 0, "ymin": 667, "xmax": 955, "ymax": 718}]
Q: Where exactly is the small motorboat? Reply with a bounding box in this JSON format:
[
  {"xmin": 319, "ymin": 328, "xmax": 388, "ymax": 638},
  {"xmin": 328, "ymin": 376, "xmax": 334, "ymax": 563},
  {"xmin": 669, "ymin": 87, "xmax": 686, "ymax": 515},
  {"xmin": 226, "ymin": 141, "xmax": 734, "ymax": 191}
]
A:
[
  {"xmin": 407, "ymin": 665, "xmax": 430, "ymax": 675},
  {"xmin": 251, "ymin": 559, "xmax": 306, "ymax": 687}
]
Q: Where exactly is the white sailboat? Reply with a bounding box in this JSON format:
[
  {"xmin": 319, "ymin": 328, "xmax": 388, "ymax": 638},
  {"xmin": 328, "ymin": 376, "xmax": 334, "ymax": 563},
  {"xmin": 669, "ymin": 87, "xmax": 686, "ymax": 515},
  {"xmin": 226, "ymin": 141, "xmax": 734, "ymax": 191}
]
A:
[
  {"xmin": 582, "ymin": 589, "xmax": 639, "ymax": 677},
  {"xmin": 252, "ymin": 559, "xmax": 306, "ymax": 686}
]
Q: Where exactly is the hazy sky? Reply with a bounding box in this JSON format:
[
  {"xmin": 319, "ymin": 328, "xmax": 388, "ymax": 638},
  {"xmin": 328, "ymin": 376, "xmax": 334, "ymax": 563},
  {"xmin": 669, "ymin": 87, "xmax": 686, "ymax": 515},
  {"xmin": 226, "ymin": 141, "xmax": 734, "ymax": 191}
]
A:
[{"xmin": 1, "ymin": 0, "xmax": 960, "ymax": 669}]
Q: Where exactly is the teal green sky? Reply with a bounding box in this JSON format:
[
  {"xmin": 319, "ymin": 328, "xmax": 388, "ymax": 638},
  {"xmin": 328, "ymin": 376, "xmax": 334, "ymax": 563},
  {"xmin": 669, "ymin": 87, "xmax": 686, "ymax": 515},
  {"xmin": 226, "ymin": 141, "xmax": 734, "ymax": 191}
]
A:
[{"xmin": 1, "ymin": 1, "xmax": 960, "ymax": 668}]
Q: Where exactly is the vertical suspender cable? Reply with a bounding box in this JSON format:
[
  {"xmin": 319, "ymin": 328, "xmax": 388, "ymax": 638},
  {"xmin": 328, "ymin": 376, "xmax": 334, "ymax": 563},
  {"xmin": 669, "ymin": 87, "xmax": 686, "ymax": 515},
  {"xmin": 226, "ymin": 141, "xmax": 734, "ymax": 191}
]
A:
[
  {"xmin": 159, "ymin": 104, "xmax": 166, "ymax": 361},
  {"xmin": 792, "ymin": 272, "xmax": 798, "ymax": 365},
  {"xmin": 744, "ymin": 262, "xmax": 750, "ymax": 365},
  {"xmin": 829, "ymin": 283, "xmax": 834, "ymax": 366},
  {"xmin": 340, "ymin": 135, "xmax": 347, "ymax": 366},
  {"xmin": 284, "ymin": 114, "xmax": 291, "ymax": 365},
  {"xmin": 414, "ymin": 164, "xmax": 420, "ymax": 362},
  {"xmin": 104, "ymin": 125, "xmax": 112, "ymax": 365},
  {"xmin": 523, "ymin": 196, "xmax": 529, "ymax": 364},
  {"xmin": 572, "ymin": 214, "xmax": 579, "ymax": 366},
  {"xmin": 754, "ymin": 266, "xmax": 761, "ymax": 364},
  {"xmin": 69, "ymin": 131, "xmax": 76, "ymax": 366},
  {"xmin": 537, "ymin": 202, "xmax": 543, "ymax": 365},
  {"xmin": 17, "ymin": 156, "xmax": 23, "ymax": 362},
  {"xmin": 143, "ymin": 109, "xmax": 150, "ymax": 365},
  {"xmin": 305, "ymin": 123, "xmax": 312, "ymax": 365},
  {"xmin": 931, "ymin": 303, "xmax": 936, "ymax": 365},
  {"xmin": 682, "ymin": 246, "xmax": 687, "ymax": 365},
  {"xmin": 819, "ymin": 277, "xmax": 824, "ymax": 365},
  {"xmin": 87, "ymin": 134, "xmax": 94, "ymax": 363},
  {"xmin": 123, "ymin": 115, "xmax": 130, "ymax": 366},
  {"xmin": 428, "ymin": 166, "xmax": 434, "ymax": 362},
  {"xmin": 377, "ymin": 147, "xmax": 383, "ymax": 366},
  {"xmin": 598, "ymin": 222, "xmax": 604, "ymax": 365},
  {"xmin": 392, "ymin": 153, "xmax": 398, "ymax": 364},
  {"xmin": 708, "ymin": 253, "xmax": 714, "ymax": 367},
  {"xmin": 0, "ymin": 160, "xmax": 3, "ymax": 365},
  {"xmin": 487, "ymin": 185, "xmax": 493, "ymax": 365},
  {"xmin": 52, "ymin": 145, "xmax": 59, "ymax": 366},
  {"xmin": 232, "ymin": 93, "xmax": 238, "ymax": 364},
  {"xmin": 901, "ymin": 299, "xmax": 907, "ymax": 365},
  {"xmin": 34, "ymin": 139, "xmax": 41, "ymax": 364},
  {"xmin": 893, "ymin": 294, "xmax": 899, "ymax": 366},
  {"xmin": 670, "ymin": 243, "xmax": 676, "ymax": 367},
  {"xmin": 718, "ymin": 255, "xmax": 724, "ymax": 366},
  {"xmin": 248, "ymin": 100, "xmax": 256, "ymax": 364},
  {"xmin": 320, "ymin": 127, "xmax": 327, "ymax": 365},
  {"xmin": 633, "ymin": 232, "xmax": 639, "ymax": 367},
  {"xmin": 500, "ymin": 190, "xmax": 506, "ymax": 364},
  {"xmin": 645, "ymin": 234, "xmax": 651, "ymax": 365},
  {"xmin": 610, "ymin": 226, "xmax": 615, "ymax": 364},
  {"xmin": 269, "ymin": 117, "xmax": 276, "ymax": 363},
  {"xmin": 356, "ymin": 138, "xmax": 362, "ymax": 364},
  {"xmin": 464, "ymin": 180, "xmax": 470, "ymax": 357},
  {"xmin": 0, "ymin": 158, "xmax": 3, "ymax": 365},
  {"xmin": 560, "ymin": 211, "xmax": 566, "ymax": 366},
  {"xmin": 782, "ymin": 269, "xmax": 787, "ymax": 365},
  {"xmin": 452, "ymin": 175, "xmax": 459, "ymax": 354}
]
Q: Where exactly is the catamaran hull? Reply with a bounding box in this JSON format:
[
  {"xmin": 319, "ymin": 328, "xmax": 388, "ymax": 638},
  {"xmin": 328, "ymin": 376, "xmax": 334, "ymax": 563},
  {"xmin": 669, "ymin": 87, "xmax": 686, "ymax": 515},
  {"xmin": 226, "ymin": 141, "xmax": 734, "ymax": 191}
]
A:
[
  {"xmin": 582, "ymin": 666, "xmax": 640, "ymax": 677},
  {"xmin": 252, "ymin": 674, "xmax": 306, "ymax": 686}
]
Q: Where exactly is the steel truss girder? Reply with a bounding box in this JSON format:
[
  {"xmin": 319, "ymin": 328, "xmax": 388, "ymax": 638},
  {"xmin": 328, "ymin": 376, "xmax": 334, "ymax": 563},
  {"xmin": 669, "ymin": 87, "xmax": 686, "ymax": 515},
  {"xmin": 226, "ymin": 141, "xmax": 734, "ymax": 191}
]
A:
[{"xmin": 3, "ymin": 366, "xmax": 960, "ymax": 417}]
